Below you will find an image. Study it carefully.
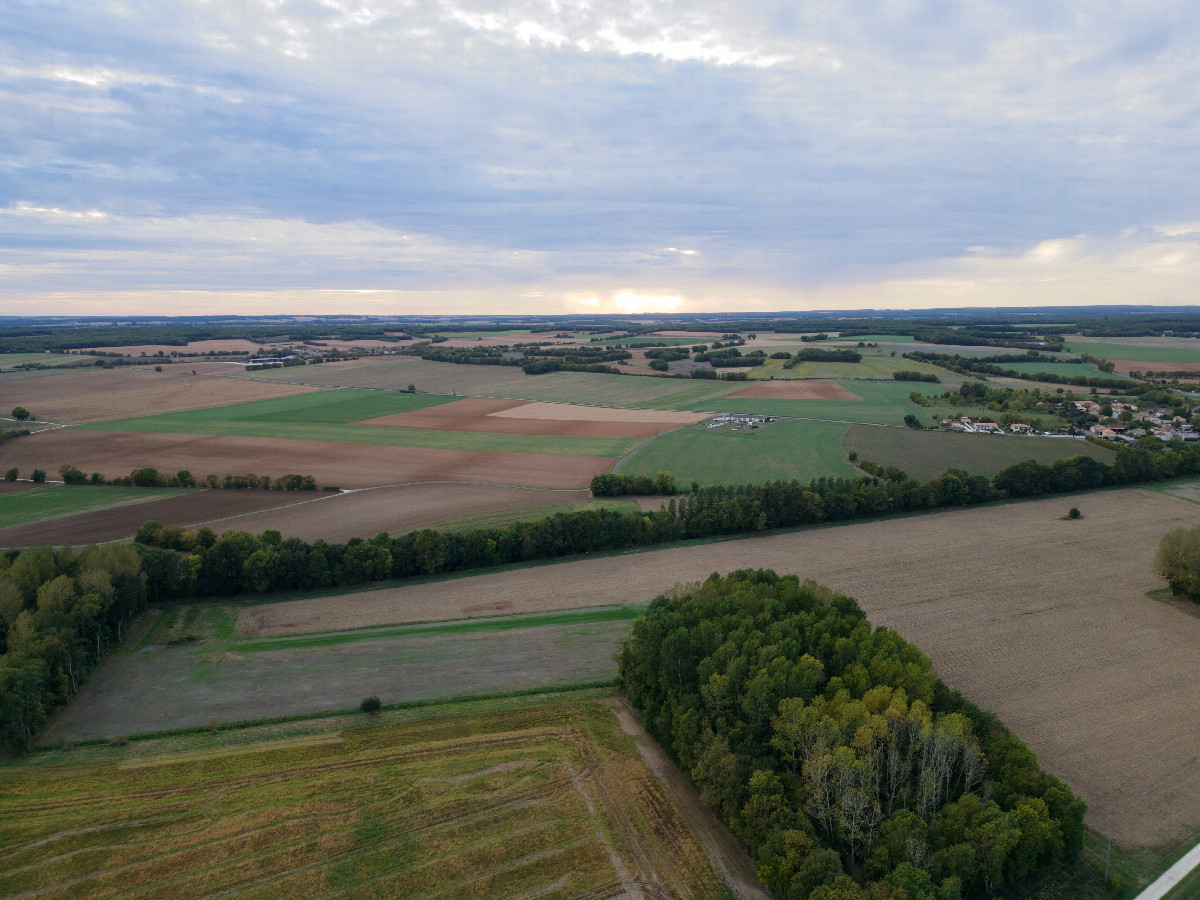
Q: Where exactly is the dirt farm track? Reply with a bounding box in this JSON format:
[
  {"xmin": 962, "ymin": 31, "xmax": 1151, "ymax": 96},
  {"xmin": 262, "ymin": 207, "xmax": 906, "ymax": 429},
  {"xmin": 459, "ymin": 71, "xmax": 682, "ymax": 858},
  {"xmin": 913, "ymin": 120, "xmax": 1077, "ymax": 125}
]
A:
[{"xmin": 243, "ymin": 487, "xmax": 1200, "ymax": 850}]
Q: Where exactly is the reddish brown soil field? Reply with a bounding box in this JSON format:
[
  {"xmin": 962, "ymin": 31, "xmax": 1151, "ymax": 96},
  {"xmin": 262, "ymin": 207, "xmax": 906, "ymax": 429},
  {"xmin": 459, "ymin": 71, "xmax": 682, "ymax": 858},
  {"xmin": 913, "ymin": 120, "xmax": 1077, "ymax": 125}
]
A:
[
  {"xmin": 5, "ymin": 430, "xmax": 612, "ymax": 490},
  {"xmin": 0, "ymin": 367, "xmax": 321, "ymax": 424},
  {"xmin": 1113, "ymin": 359, "xmax": 1200, "ymax": 375},
  {"xmin": 358, "ymin": 397, "xmax": 704, "ymax": 437},
  {"xmin": 243, "ymin": 488, "xmax": 1200, "ymax": 849},
  {"xmin": 0, "ymin": 489, "xmax": 316, "ymax": 547},
  {"xmin": 726, "ymin": 380, "xmax": 863, "ymax": 400}
]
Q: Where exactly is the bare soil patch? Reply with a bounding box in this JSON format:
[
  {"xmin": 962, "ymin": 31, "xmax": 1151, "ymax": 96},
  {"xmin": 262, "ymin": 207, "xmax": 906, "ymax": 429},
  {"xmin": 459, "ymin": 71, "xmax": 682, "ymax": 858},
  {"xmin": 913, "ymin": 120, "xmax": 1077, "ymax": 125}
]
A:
[
  {"xmin": 244, "ymin": 487, "xmax": 1200, "ymax": 850},
  {"xmin": 358, "ymin": 397, "xmax": 705, "ymax": 437},
  {"xmin": 726, "ymin": 380, "xmax": 863, "ymax": 400},
  {"xmin": 199, "ymin": 482, "xmax": 592, "ymax": 542},
  {"xmin": 0, "ymin": 366, "xmax": 320, "ymax": 424},
  {"xmin": 6, "ymin": 429, "xmax": 611, "ymax": 490},
  {"xmin": 0, "ymin": 489, "xmax": 317, "ymax": 547}
]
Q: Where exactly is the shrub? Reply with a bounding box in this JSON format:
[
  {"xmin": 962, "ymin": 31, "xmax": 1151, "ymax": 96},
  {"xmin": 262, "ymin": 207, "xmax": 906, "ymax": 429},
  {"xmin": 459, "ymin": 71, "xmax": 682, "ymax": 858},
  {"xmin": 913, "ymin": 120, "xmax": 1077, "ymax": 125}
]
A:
[
  {"xmin": 1157, "ymin": 526, "xmax": 1200, "ymax": 601},
  {"xmin": 3, "ymin": 467, "xmax": 16, "ymax": 482},
  {"xmin": 1068, "ymin": 507, "xmax": 1081, "ymax": 519},
  {"xmin": 11, "ymin": 406, "xmax": 31, "ymax": 421},
  {"xmin": 59, "ymin": 464, "xmax": 87, "ymax": 485},
  {"xmin": 360, "ymin": 696, "xmax": 382, "ymax": 715},
  {"xmin": 31, "ymin": 469, "xmax": 46, "ymax": 483}
]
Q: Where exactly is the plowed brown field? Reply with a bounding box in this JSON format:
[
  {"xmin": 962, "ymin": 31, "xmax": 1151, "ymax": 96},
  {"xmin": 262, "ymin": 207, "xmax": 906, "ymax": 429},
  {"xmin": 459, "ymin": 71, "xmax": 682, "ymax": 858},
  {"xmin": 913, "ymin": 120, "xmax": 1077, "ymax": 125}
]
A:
[
  {"xmin": 1, "ymin": 366, "xmax": 321, "ymax": 424},
  {"xmin": 6, "ymin": 429, "xmax": 611, "ymax": 490},
  {"xmin": 727, "ymin": 380, "xmax": 862, "ymax": 400},
  {"xmin": 0, "ymin": 489, "xmax": 319, "ymax": 547},
  {"xmin": 358, "ymin": 397, "xmax": 705, "ymax": 437},
  {"xmin": 242, "ymin": 487, "xmax": 1200, "ymax": 849}
]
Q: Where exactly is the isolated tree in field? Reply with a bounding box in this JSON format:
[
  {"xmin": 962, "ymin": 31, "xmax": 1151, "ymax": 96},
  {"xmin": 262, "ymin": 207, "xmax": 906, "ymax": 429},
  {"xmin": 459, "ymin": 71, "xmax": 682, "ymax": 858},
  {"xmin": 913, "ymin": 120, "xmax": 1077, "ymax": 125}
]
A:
[
  {"xmin": 11, "ymin": 407, "xmax": 31, "ymax": 421},
  {"xmin": 1156, "ymin": 526, "xmax": 1200, "ymax": 601},
  {"xmin": 360, "ymin": 696, "xmax": 382, "ymax": 715},
  {"xmin": 1068, "ymin": 507, "xmax": 1081, "ymax": 519},
  {"xmin": 3, "ymin": 468, "xmax": 16, "ymax": 482},
  {"xmin": 30, "ymin": 469, "xmax": 45, "ymax": 483}
]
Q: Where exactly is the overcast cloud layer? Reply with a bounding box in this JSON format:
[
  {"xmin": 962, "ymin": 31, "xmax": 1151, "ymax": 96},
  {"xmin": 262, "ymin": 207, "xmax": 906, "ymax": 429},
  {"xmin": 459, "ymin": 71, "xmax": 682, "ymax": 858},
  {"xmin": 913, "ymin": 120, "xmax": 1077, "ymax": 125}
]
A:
[{"xmin": 2, "ymin": 0, "xmax": 1199, "ymax": 316}]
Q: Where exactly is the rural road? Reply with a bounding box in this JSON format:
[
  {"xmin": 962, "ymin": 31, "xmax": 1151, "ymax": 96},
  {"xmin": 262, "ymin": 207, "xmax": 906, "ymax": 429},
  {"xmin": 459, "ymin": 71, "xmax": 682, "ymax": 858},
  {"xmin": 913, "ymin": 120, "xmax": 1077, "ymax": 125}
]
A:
[{"xmin": 1133, "ymin": 842, "xmax": 1200, "ymax": 900}]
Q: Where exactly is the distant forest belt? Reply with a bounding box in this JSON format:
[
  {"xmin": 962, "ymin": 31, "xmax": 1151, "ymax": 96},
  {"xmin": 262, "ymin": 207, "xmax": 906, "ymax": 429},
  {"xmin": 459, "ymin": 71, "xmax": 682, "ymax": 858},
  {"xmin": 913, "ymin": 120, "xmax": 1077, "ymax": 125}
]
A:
[{"xmin": 77, "ymin": 416, "xmax": 641, "ymax": 457}]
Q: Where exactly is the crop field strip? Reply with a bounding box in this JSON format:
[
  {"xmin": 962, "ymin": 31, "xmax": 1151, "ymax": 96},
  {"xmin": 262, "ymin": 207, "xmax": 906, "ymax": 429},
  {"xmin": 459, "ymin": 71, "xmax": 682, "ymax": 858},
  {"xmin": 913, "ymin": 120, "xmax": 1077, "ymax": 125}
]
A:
[
  {"xmin": 41, "ymin": 605, "xmax": 637, "ymax": 741},
  {"xmin": 78, "ymin": 389, "xmax": 643, "ymax": 457},
  {"xmin": 1065, "ymin": 336, "xmax": 1200, "ymax": 363},
  {"xmin": 2, "ymin": 702, "xmax": 727, "ymax": 900},
  {"xmin": 0, "ymin": 483, "xmax": 194, "ymax": 530},
  {"xmin": 680, "ymin": 379, "xmax": 927, "ymax": 424},
  {"xmin": 229, "ymin": 486, "xmax": 1200, "ymax": 849},
  {"xmin": 842, "ymin": 424, "xmax": 1117, "ymax": 480}
]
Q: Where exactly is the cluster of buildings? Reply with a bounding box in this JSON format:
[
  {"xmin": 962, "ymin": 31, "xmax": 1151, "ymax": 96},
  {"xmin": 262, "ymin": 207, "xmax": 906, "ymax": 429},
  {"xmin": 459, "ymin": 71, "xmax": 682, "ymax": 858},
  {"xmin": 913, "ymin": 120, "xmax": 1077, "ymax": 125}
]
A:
[
  {"xmin": 953, "ymin": 417, "xmax": 1038, "ymax": 435},
  {"xmin": 707, "ymin": 414, "xmax": 777, "ymax": 430}
]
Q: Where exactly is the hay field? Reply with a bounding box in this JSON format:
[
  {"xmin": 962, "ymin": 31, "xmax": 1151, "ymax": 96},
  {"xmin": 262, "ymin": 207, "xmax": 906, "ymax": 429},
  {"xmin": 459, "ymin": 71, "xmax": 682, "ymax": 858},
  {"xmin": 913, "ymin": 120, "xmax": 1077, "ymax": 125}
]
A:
[
  {"xmin": 234, "ymin": 356, "xmax": 743, "ymax": 408},
  {"xmin": 843, "ymin": 425, "xmax": 1117, "ymax": 479},
  {"xmin": 0, "ymin": 366, "xmax": 322, "ymax": 424},
  {"xmin": 5, "ymin": 701, "xmax": 729, "ymax": 900},
  {"xmin": 243, "ymin": 487, "xmax": 1200, "ymax": 849},
  {"xmin": 4, "ymin": 430, "xmax": 612, "ymax": 490},
  {"xmin": 620, "ymin": 418, "xmax": 856, "ymax": 486}
]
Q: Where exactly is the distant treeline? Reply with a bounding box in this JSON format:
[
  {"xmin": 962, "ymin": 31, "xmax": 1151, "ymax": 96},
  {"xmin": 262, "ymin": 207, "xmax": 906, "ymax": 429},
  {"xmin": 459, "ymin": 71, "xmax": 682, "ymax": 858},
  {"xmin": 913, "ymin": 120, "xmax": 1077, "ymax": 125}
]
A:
[
  {"xmin": 618, "ymin": 570, "xmax": 1086, "ymax": 899},
  {"xmin": 784, "ymin": 348, "xmax": 862, "ymax": 367},
  {"xmin": 50, "ymin": 467, "xmax": 323, "ymax": 491},
  {"xmin": 136, "ymin": 439, "xmax": 1200, "ymax": 603},
  {"xmin": 893, "ymin": 371, "xmax": 941, "ymax": 383},
  {"xmin": 905, "ymin": 351, "xmax": 1132, "ymax": 389}
]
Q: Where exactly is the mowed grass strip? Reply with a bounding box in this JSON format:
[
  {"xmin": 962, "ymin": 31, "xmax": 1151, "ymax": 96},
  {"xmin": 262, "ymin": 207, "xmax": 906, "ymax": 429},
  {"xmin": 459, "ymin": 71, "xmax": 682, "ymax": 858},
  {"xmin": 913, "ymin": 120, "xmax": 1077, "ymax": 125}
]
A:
[
  {"xmin": 621, "ymin": 418, "xmax": 856, "ymax": 486},
  {"xmin": 0, "ymin": 701, "xmax": 726, "ymax": 900},
  {"xmin": 0, "ymin": 483, "xmax": 193, "ymax": 529},
  {"xmin": 78, "ymin": 388, "xmax": 639, "ymax": 457},
  {"xmin": 842, "ymin": 424, "xmax": 1118, "ymax": 480}
]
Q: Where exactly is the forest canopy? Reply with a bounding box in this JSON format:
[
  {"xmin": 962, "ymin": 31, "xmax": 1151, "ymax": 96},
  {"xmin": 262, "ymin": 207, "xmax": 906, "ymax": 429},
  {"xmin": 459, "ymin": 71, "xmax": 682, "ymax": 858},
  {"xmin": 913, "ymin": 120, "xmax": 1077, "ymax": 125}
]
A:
[{"xmin": 617, "ymin": 571, "xmax": 1086, "ymax": 900}]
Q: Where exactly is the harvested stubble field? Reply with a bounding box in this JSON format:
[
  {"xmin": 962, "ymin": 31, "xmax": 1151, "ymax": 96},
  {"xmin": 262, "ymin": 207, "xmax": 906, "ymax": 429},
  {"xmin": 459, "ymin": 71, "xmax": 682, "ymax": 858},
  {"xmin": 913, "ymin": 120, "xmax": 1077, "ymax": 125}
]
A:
[
  {"xmin": 0, "ymin": 365, "xmax": 321, "ymax": 424},
  {"xmin": 40, "ymin": 607, "xmax": 638, "ymax": 742},
  {"xmin": 80, "ymin": 338, "xmax": 263, "ymax": 355},
  {"xmin": 233, "ymin": 356, "xmax": 744, "ymax": 409},
  {"xmin": 359, "ymin": 396, "xmax": 705, "ymax": 438},
  {"xmin": 842, "ymin": 424, "xmax": 1117, "ymax": 480},
  {"xmin": 0, "ymin": 488, "xmax": 332, "ymax": 548},
  {"xmin": 6, "ymin": 701, "xmax": 730, "ymax": 900},
  {"xmin": 4, "ymin": 430, "xmax": 612, "ymax": 491},
  {"xmin": 243, "ymin": 487, "xmax": 1200, "ymax": 850}
]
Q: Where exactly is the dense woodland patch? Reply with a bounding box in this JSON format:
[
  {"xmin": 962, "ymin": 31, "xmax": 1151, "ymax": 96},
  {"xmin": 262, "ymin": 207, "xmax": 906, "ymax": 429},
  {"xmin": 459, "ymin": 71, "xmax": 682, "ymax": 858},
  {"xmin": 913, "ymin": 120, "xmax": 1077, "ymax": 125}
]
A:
[{"xmin": 618, "ymin": 570, "xmax": 1087, "ymax": 900}]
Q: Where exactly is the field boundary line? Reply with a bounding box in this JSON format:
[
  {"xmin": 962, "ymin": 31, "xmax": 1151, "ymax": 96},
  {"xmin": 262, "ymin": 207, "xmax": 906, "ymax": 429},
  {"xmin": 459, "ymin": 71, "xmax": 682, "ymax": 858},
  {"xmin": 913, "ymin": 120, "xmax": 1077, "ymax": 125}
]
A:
[{"xmin": 1134, "ymin": 840, "xmax": 1200, "ymax": 900}]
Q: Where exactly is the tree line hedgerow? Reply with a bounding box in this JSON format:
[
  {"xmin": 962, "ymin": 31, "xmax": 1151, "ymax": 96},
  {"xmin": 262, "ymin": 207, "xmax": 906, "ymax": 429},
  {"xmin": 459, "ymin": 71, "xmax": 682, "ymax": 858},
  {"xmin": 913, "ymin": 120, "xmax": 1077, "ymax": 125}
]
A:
[
  {"xmin": 617, "ymin": 570, "xmax": 1087, "ymax": 900},
  {"xmin": 134, "ymin": 439, "xmax": 1200, "ymax": 603}
]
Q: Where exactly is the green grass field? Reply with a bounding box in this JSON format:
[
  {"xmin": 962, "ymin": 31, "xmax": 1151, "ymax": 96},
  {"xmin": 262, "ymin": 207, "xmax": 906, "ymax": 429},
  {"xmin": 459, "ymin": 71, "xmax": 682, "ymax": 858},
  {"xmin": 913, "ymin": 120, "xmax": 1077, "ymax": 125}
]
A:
[
  {"xmin": 0, "ymin": 352, "xmax": 99, "ymax": 368},
  {"xmin": 1064, "ymin": 337, "xmax": 1200, "ymax": 363},
  {"xmin": 621, "ymin": 418, "xmax": 856, "ymax": 486},
  {"xmin": 427, "ymin": 498, "xmax": 641, "ymax": 532},
  {"xmin": 1, "ymin": 698, "xmax": 726, "ymax": 899},
  {"xmin": 0, "ymin": 483, "xmax": 192, "ymax": 529},
  {"xmin": 997, "ymin": 360, "xmax": 1136, "ymax": 380},
  {"xmin": 842, "ymin": 425, "xmax": 1117, "ymax": 480},
  {"xmin": 79, "ymin": 389, "xmax": 641, "ymax": 457},
  {"xmin": 232, "ymin": 357, "xmax": 745, "ymax": 409},
  {"xmin": 748, "ymin": 354, "xmax": 950, "ymax": 381},
  {"xmin": 682, "ymin": 379, "xmax": 926, "ymax": 425}
]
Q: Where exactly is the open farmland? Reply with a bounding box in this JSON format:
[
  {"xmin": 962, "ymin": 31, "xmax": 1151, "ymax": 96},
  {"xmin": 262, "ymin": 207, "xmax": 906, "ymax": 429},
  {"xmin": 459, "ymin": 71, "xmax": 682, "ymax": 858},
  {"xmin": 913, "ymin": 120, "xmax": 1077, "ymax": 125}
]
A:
[
  {"xmin": 233, "ymin": 486, "xmax": 1200, "ymax": 850},
  {"xmin": 233, "ymin": 356, "xmax": 744, "ymax": 408},
  {"xmin": 996, "ymin": 360, "xmax": 1137, "ymax": 379},
  {"xmin": 3, "ymin": 430, "xmax": 612, "ymax": 491},
  {"xmin": 0, "ymin": 365, "xmax": 322, "ymax": 424},
  {"xmin": 620, "ymin": 418, "xmax": 856, "ymax": 486},
  {"xmin": 359, "ymin": 396, "xmax": 706, "ymax": 438},
  {"xmin": 40, "ymin": 606, "xmax": 638, "ymax": 741},
  {"xmin": 682, "ymin": 378, "xmax": 926, "ymax": 424},
  {"xmin": 81, "ymin": 388, "xmax": 645, "ymax": 457},
  {"xmin": 79, "ymin": 338, "xmax": 263, "ymax": 355},
  {"xmin": 0, "ymin": 483, "xmax": 192, "ymax": 530},
  {"xmin": 748, "ymin": 353, "xmax": 951, "ymax": 381},
  {"xmin": 1065, "ymin": 335, "xmax": 1200, "ymax": 364},
  {"xmin": 843, "ymin": 425, "xmax": 1117, "ymax": 480},
  {"xmin": 8, "ymin": 700, "xmax": 731, "ymax": 900}
]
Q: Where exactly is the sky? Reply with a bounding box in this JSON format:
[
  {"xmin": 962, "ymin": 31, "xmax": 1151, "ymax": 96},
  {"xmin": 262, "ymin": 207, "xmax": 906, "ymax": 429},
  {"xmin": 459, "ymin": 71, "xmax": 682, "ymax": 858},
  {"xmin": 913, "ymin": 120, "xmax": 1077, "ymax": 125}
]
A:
[{"xmin": 2, "ymin": 0, "xmax": 1199, "ymax": 318}]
